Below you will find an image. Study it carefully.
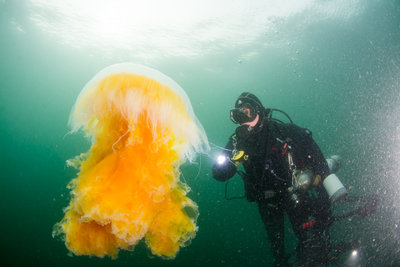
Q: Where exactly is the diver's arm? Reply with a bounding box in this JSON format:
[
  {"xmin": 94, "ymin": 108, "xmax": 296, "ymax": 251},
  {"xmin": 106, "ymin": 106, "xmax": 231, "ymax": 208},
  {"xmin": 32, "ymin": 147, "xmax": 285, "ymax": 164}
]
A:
[
  {"xmin": 304, "ymin": 133, "xmax": 333, "ymax": 225},
  {"xmin": 289, "ymin": 124, "xmax": 330, "ymax": 178},
  {"xmin": 212, "ymin": 138, "xmax": 237, "ymax": 182},
  {"xmin": 307, "ymin": 137, "xmax": 330, "ymax": 179},
  {"xmin": 287, "ymin": 124, "xmax": 333, "ymax": 222}
]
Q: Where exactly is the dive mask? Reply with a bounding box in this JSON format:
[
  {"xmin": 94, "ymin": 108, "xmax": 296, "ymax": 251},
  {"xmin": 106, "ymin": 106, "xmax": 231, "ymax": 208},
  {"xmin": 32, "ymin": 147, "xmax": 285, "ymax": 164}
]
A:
[{"xmin": 230, "ymin": 103, "xmax": 257, "ymax": 125}]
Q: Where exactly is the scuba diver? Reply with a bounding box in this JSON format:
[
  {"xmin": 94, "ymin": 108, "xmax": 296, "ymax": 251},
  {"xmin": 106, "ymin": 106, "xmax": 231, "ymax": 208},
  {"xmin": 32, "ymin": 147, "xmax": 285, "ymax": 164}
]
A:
[{"xmin": 211, "ymin": 92, "xmax": 376, "ymax": 266}]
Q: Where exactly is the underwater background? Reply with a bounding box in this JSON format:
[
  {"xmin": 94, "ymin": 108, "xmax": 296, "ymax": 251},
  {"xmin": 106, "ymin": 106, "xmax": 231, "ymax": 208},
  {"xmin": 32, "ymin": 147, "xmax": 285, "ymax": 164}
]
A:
[{"xmin": 0, "ymin": 0, "xmax": 399, "ymax": 266}]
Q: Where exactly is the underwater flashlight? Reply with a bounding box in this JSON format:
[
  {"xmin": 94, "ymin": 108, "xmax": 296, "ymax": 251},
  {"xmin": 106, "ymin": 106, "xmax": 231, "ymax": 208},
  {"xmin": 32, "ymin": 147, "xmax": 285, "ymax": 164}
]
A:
[{"xmin": 216, "ymin": 155, "xmax": 228, "ymax": 165}]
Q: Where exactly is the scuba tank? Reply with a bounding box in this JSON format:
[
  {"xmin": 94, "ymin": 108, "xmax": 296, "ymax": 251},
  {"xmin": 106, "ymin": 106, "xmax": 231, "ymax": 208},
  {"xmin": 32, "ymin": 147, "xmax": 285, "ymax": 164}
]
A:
[{"xmin": 323, "ymin": 155, "xmax": 348, "ymax": 203}]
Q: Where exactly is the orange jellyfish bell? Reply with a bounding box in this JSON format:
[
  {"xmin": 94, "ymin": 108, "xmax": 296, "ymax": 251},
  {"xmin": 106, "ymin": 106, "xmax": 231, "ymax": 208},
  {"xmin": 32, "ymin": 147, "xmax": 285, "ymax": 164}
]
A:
[{"xmin": 53, "ymin": 63, "xmax": 209, "ymax": 259}]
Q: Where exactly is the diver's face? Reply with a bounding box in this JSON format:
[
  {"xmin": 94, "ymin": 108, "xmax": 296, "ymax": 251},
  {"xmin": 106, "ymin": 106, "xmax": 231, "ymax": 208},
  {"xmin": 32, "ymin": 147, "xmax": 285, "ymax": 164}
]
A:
[{"xmin": 240, "ymin": 107, "xmax": 252, "ymax": 120}]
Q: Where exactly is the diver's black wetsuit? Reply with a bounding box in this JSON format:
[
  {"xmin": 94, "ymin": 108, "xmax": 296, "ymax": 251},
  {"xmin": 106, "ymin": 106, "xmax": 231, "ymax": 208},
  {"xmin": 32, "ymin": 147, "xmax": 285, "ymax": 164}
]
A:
[{"xmin": 212, "ymin": 119, "xmax": 333, "ymax": 266}]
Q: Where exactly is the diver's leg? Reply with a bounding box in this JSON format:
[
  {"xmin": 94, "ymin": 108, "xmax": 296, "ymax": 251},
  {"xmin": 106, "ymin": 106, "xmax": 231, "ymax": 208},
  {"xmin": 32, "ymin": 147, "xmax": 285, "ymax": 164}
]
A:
[
  {"xmin": 257, "ymin": 201, "xmax": 289, "ymax": 266},
  {"xmin": 286, "ymin": 201, "xmax": 330, "ymax": 266}
]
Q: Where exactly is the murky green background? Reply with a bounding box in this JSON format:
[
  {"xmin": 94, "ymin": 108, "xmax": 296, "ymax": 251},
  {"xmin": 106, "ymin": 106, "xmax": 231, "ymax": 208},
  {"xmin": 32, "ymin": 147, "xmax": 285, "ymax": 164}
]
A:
[{"xmin": 1, "ymin": 0, "xmax": 399, "ymax": 266}]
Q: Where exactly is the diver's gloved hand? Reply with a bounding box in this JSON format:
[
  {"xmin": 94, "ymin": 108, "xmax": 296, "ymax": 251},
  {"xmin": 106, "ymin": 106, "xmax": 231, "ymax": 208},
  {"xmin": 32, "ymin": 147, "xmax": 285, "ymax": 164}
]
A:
[{"xmin": 212, "ymin": 154, "xmax": 237, "ymax": 181}]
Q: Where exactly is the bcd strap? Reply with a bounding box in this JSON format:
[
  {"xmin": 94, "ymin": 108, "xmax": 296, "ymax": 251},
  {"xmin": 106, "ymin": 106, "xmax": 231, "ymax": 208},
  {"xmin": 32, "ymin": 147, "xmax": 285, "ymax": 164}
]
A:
[{"xmin": 272, "ymin": 137, "xmax": 292, "ymax": 155}]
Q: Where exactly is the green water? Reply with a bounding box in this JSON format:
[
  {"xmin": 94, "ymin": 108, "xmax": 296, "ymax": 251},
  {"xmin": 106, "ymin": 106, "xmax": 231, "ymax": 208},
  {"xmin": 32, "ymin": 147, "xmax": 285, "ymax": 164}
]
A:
[{"xmin": 1, "ymin": 0, "xmax": 399, "ymax": 266}]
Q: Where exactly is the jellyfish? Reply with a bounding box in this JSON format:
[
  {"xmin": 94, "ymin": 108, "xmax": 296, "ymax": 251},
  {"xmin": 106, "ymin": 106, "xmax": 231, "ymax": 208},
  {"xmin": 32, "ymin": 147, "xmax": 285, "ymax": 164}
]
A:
[{"xmin": 53, "ymin": 63, "xmax": 209, "ymax": 259}]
